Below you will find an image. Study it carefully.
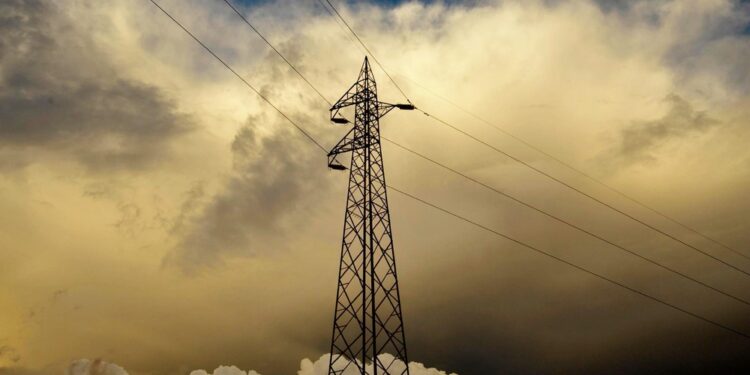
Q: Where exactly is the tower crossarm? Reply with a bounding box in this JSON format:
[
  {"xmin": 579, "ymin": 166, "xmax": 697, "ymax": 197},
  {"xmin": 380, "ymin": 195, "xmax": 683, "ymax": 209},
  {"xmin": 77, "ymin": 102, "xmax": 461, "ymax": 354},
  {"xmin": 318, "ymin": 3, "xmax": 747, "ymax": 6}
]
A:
[
  {"xmin": 327, "ymin": 127, "xmax": 373, "ymax": 169},
  {"xmin": 329, "ymin": 81, "xmax": 365, "ymax": 123},
  {"xmin": 328, "ymin": 127, "xmax": 371, "ymax": 157},
  {"xmin": 331, "ymin": 80, "xmax": 361, "ymax": 110},
  {"xmin": 378, "ymin": 102, "xmax": 416, "ymax": 119}
]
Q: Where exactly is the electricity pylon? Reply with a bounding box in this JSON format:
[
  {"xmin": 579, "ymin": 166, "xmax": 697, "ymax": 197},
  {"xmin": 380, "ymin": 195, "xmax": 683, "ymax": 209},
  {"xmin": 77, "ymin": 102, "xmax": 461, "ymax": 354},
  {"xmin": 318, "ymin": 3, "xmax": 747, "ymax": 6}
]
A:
[{"xmin": 326, "ymin": 57, "xmax": 414, "ymax": 375}]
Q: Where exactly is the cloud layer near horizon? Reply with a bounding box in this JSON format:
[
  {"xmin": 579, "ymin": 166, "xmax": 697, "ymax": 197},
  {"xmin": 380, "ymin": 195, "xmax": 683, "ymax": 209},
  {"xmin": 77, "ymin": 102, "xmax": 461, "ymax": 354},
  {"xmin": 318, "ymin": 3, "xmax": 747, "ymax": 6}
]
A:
[
  {"xmin": 1, "ymin": 0, "xmax": 750, "ymax": 374},
  {"xmin": 59, "ymin": 356, "xmax": 456, "ymax": 375}
]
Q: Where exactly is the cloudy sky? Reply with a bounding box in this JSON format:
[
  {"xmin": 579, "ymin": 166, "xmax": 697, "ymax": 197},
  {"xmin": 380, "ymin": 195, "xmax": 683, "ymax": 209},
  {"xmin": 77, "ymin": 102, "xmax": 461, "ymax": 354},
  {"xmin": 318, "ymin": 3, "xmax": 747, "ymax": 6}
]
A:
[{"xmin": 1, "ymin": 0, "xmax": 750, "ymax": 374}]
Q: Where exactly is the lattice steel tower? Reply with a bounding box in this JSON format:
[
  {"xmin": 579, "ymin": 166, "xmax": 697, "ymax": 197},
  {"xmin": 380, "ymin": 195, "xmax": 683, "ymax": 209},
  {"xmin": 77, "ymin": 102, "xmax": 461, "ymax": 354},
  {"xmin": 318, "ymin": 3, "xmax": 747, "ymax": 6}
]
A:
[{"xmin": 326, "ymin": 57, "xmax": 414, "ymax": 375}]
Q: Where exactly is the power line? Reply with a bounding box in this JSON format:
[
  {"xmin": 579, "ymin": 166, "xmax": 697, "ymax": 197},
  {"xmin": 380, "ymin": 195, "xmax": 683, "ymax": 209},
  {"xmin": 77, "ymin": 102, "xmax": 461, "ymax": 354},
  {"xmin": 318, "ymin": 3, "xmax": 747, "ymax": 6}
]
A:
[
  {"xmin": 315, "ymin": 0, "xmax": 369, "ymax": 57},
  {"xmin": 222, "ymin": 0, "xmax": 333, "ymax": 107},
  {"xmin": 148, "ymin": 0, "xmax": 326, "ymax": 153},
  {"xmin": 387, "ymin": 185, "xmax": 750, "ymax": 340},
  {"xmin": 382, "ymin": 136, "xmax": 750, "ymax": 307},
  {"xmin": 403, "ymin": 76, "xmax": 750, "ymax": 262},
  {"xmin": 148, "ymin": 0, "xmax": 750, "ymax": 343},
  {"xmin": 311, "ymin": 0, "xmax": 750, "ymax": 273},
  {"xmin": 221, "ymin": 0, "xmax": 750, "ymax": 306},
  {"xmin": 314, "ymin": 0, "xmax": 750, "ymax": 274},
  {"xmin": 323, "ymin": 0, "xmax": 413, "ymax": 103},
  {"xmin": 418, "ymin": 109, "xmax": 750, "ymax": 278}
]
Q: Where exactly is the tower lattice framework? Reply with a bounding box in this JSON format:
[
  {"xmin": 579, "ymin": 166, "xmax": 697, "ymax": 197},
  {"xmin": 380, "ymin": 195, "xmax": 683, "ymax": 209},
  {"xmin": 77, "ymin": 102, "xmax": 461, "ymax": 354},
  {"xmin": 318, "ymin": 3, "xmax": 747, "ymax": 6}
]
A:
[{"xmin": 326, "ymin": 57, "xmax": 411, "ymax": 375}]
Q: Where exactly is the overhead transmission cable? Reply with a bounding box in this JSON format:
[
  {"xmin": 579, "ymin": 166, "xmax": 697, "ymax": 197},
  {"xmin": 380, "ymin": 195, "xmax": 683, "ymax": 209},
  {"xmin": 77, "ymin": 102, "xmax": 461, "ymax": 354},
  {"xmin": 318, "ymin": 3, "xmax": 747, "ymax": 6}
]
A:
[
  {"xmin": 218, "ymin": 0, "xmax": 750, "ymax": 306},
  {"xmin": 401, "ymin": 76, "xmax": 750, "ymax": 262},
  {"xmin": 221, "ymin": 0, "xmax": 333, "ymax": 107},
  {"xmin": 382, "ymin": 136, "xmax": 750, "ymax": 307},
  {"xmin": 318, "ymin": 0, "xmax": 749, "ymax": 266},
  {"xmin": 148, "ymin": 0, "xmax": 750, "ymax": 341},
  {"xmin": 322, "ymin": 0, "xmax": 413, "ymax": 103},
  {"xmin": 314, "ymin": 0, "xmax": 370, "ymax": 57},
  {"xmin": 147, "ymin": 0, "xmax": 326, "ymax": 152},
  {"xmin": 387, "ymin": 185, "xmax": 750, "ymax": 341},
  {"xmin": 420, "ymin": 111, "xmax": 750, "ymax": 278},
  {"xmin": 320, "ymin": 0, "xmax": 750, "ymax": 276}
]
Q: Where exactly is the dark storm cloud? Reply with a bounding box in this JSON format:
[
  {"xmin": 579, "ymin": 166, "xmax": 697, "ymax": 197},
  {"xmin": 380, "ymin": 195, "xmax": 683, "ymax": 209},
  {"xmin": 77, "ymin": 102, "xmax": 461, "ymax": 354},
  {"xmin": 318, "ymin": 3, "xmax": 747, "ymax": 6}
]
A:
[
  {"xmin": 166, "ymin": 115, "xmax": 330, "ymax": 271},
  {"xmin": 605, "ymin": 94, "xmax": 718, "ymax": 165},
  {"xmin": 592, "ymin": 0, "xmax": 636, "ymax": 13},
  {"xmin": 601, "ymin": 0, "xmax": 750, "ymax": 95},
  {"xmin": 665, "ymin": 3, "xmax": 750, "ymax": 96},
  {"xmin": 399, "ymin": 240, "xmax": 750, "ymax": 375},
  {"xmin": 0, "ymin": 0, "xmax": 191, "ymax": 171},
  {"xmin": 162, "ymin": 17, "xmax": 340, "ymax": 272}
]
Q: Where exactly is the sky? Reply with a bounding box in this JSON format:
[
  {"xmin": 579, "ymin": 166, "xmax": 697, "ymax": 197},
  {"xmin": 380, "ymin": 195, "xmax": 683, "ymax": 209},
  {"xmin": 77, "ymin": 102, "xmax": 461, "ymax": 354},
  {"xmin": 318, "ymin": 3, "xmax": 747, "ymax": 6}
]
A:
[{"xmin": 1, "ymin": 0, "xmax": 750, "ymax": 374}]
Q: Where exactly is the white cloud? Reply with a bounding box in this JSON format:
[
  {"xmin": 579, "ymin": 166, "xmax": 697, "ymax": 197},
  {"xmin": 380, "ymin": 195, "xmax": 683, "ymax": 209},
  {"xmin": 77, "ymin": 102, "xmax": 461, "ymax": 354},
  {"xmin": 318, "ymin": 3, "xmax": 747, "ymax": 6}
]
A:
[
  {"xmin": 69, "ymin": 355, "xmax": 456, "ymax": 375},
  {"xmin": 189, "ymin": 365, "xmax": 261, "ymax": 375},
  {"xmin": 65, "ymin": 359, "xmax": 128, "ymax": 375},
  {"xmin": 298, "ymin": 354, "xmax": 457, "ymax": 375}
]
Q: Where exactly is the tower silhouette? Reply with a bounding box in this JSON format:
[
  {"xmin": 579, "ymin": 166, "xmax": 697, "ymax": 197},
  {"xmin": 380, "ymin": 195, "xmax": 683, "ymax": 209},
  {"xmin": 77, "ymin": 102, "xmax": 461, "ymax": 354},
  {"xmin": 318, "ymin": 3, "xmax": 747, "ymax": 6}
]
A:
[{"xmin": 326, "ymin": 57, "xmax": 414, "ymax": 375}]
